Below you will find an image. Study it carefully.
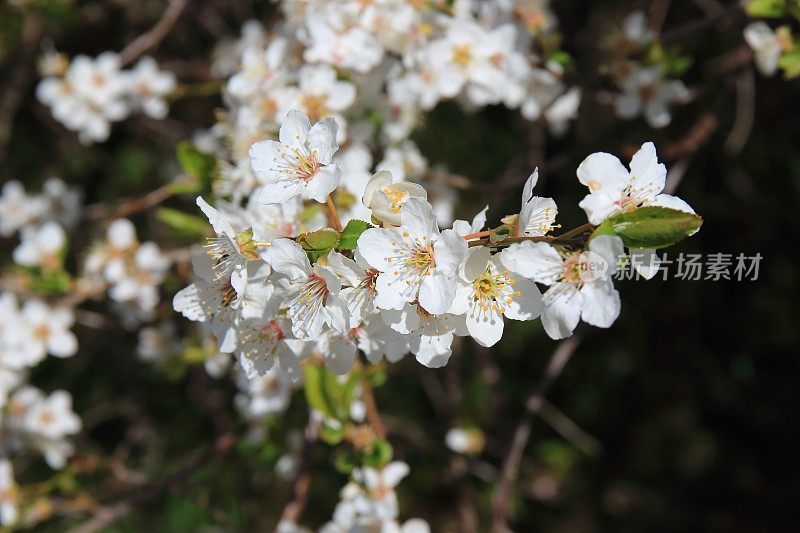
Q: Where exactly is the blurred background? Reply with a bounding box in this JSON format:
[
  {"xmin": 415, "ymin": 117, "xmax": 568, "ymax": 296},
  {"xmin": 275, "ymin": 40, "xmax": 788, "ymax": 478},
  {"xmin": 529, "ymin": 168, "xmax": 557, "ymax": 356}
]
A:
[{"xmin": 1, "ymin": 0, "xmax": 799, "ymax": 531}]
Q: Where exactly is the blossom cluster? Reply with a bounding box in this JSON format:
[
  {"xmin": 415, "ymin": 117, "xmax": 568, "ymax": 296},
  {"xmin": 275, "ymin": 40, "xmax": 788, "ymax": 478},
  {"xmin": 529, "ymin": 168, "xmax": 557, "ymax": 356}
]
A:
[
  {"xmin": 37, "ymin": 53, "xmax": 176, "ymax": 144},
  {"xmin": 84, "ymin": 219, "xmax": 172, "ymax": 325},
  {"xmin": 605, "ymin": 11, "xmax": 689, "ymax": 128},
  {"xmin": 198, "ymin": 0, "xmax": 579, "ymax": 209},
  {"xmin": 174, "ymin": 110, "xmax": 697, "ymax": 385},
  {"xmin": 0, "ymin": 293, "xmax": 82, "ymax": 524},
  {"xmin": 0, "ymin": 0, "xmax": 732, "ymax": 528}
]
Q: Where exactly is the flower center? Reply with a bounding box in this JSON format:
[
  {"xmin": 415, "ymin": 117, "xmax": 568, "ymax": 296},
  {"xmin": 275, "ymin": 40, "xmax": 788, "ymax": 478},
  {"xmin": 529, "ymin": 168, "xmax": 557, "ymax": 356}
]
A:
[
  {"xmin": 262, "ymin": 320, "xmax": 284, "ymax": 342},
  {"xmin": 562, "ymin": 253, "xmax": 584, "ymax": 284},
  {"xmin": 33, "ymin": 324, "xmax": 51, "ymax": 341},
  {"xmin": 452, "ymin": 44, "xmax": 473, "ymax": 68},
  {"xmin": 473, "ymin": 269, "xmax": 519, "ymax": 313},
  {"xmin": 300, "ymin": 94, "xmax": 328, "ymax": 121},
  {"xmin": 295, "ymin": 150, "xmax": 320, "ymax": 181},
  {"xmin": 407, "ymin": 244, "xmax": 435, "ymax": 271},
  {"xmin": 220, "ymin": 281, "xmax": 237, "ymax": 307},
  {"xmin": 638, "ymin": 83, "xmax": 657, "ymax": 102},
  {"xmin": 381, "ymin": 186, "xmax": 408, "ymax": 213}
]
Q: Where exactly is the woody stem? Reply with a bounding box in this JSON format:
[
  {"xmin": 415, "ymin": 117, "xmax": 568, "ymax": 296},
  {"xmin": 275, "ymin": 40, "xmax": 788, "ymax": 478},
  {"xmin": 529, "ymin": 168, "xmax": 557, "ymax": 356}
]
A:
[
  {"xmin": 556, "ymin": 222, "xmax": 595, "ymax": 240},
  {"xmin": 325, "ymin": 194, "xmax": 343, "ymax": 232},
  {"xmin": 462, "ymin": 230, "xmax": 492, "ymax": 240}
]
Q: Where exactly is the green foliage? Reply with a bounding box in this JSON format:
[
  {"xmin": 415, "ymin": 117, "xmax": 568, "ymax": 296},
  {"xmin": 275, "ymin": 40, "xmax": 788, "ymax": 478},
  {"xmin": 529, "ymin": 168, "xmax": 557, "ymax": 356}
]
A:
[
  {"xmin": 174, "ymin": 142, "xmax": 217, "ymax": 194},
  {"xmin": 156, "ymin": 207, "xmax": 209, "ymax": 238},
  {"xmin": 297, "ymin": 228, "xmax": 340, "ymax": 262},
  {"xmin": 746, "ymin": 0, "xmax": 787, "ymax": 17},
  {"xmin": 590, "ymin": 206, "xmax": 703, "ymax": 249},
  {"xmin": 338, "ymin": 219, "xmax": 371, "ymax": 250},
  {"xmin": 647, "ymin": 42, "xmax": 693, "ymax": 77},
  {"xmin": 303, "ymin": 363, "xmax": 359, "ymax": 423},
  {"xmin": 778, "ymin": 47, "xmax": 800, "ymax": 78}
]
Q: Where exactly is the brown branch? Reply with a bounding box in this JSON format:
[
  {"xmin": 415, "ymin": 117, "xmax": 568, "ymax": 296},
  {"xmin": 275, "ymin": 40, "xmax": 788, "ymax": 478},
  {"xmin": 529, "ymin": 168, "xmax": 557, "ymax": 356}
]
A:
[
  {"xmin": 490, "ymin": 330, "xmax": 585, "ymax": 533},
  {"xmin": 360, "ymin": 376, "xmax": 387, "ymax": 439},
  {"xmin": 539, "ymin": 400, "xmax": 602, "ymax": 457},
  {"xmin": 118, "ymin": 0, "xmax": 190, "ymax": 67},
  {"xmin": 68, "ymin": 432, "xmax": 237, "ymax": 533},
  {"xmin": 279, "ymin": 417, "xmax": 321, "ymax": 527},
  {"xmin": 724, "ymin": 67, "xmax": 755, "ymax": 155},
  {"xmin": 83, "ymin": 183, "xmax": 174, "ymax": 220}
]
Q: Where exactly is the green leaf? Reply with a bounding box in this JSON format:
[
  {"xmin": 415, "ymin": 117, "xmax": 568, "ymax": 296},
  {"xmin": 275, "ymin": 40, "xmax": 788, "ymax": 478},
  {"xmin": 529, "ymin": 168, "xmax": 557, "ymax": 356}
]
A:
[
  {"xmin": 591, "ymin": 206, "xmax": 702, "ymax": 249},
  {"xmin": 156, "ymin": 208, "xmax": 209, "ymax": 238},
  {"xmin": 29, "ymin": 269, "xmax": 71, "ymax": 296},
  {"xmin": 338, "ymin": 219, "xmax": 371, "ymax": 250},
  {"xmin": 779, "ymin": 48, "xmax": 800, "ymax": 79},
  {"xmin": 303, "ymin": 364, "xmax": 336, "ymax": 419},
  {"xmin": 548, "ymin": 51, "xmax": 573, "ymax": 70},
  {"xmin": 334, "ymin": 451, "xmax": 358, "ymax": 474},
  {"xmin": 175, "ymin": 141, "xmax": 216, "ymax": 193},
  {"xmin": 320, "ymin": 423, "xmax": 346, "ymax": 445},
  {"xmin": 745, "ymin": 0, "xmax": 786, "ymax": 17},
  {"xmin": 363, "ymin": 439, "xmax": 393, "ymax": 468},
  {"xmin": 297, "ymin": 228, "xmax": 340, "ymax": 262},
  {"xmin": 489, "ymin": 224, "xmax": 510, "ymax": 245}
]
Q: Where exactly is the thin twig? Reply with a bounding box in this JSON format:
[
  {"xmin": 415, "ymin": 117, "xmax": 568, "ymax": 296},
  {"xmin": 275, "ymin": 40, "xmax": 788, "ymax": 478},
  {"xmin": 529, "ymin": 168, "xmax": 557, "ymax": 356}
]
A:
[
  {"xmin": 539, "ymin": 400, "xmax": 602, "ymax": 457},
  {"xmin": 490, "ymin": 330, "xmax": 585, "ymax": 533},
  {"xmin": 325, "ymin": 194, "xmax": 343, "ymax": 232},
  {"xmin": 279, "ymin": 417, "xmax": 321, "ymax": 527},
  {"xmin": 118, "ymin": 0, "xmax": 190, "ymax": 67},
  {"xmin": 360, "ymin": 377, "xmax": 387, "ymax": 439},
  {"xmin": 724, "ymin": 67, "xmax": 755, "ymax": 155},
  {"xmin": 83, "ymin": 183, "xmax": 174, "ymax": 220}
]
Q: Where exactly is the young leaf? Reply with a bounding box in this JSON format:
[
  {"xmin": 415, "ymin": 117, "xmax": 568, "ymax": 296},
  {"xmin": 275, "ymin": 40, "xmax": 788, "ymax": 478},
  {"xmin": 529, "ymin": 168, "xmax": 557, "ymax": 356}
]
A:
[
  {"xmin": 303, "ymin": 363, "xmax": 336, "ymax": 419},
  {"xmin": 338, "ymin": 219, "xmax": 371, "ymax": 250},
  {"xmin": 592, "ymin": 206, "xmax": 703, "ymax": 249},
  {"xmin": 175, "ymin": 142, "xmax": 216, "ymax": 193},
  {"xmin": 156, "ymin": 208, "xmax": 209, "ymax": 238}
]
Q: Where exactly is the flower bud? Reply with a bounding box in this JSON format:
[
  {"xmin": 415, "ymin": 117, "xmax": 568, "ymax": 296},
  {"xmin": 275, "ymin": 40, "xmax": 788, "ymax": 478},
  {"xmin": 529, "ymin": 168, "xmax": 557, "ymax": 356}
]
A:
[{"xmin": 362, "ymin": 170, "xmax": 427, "ymax": 226}]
